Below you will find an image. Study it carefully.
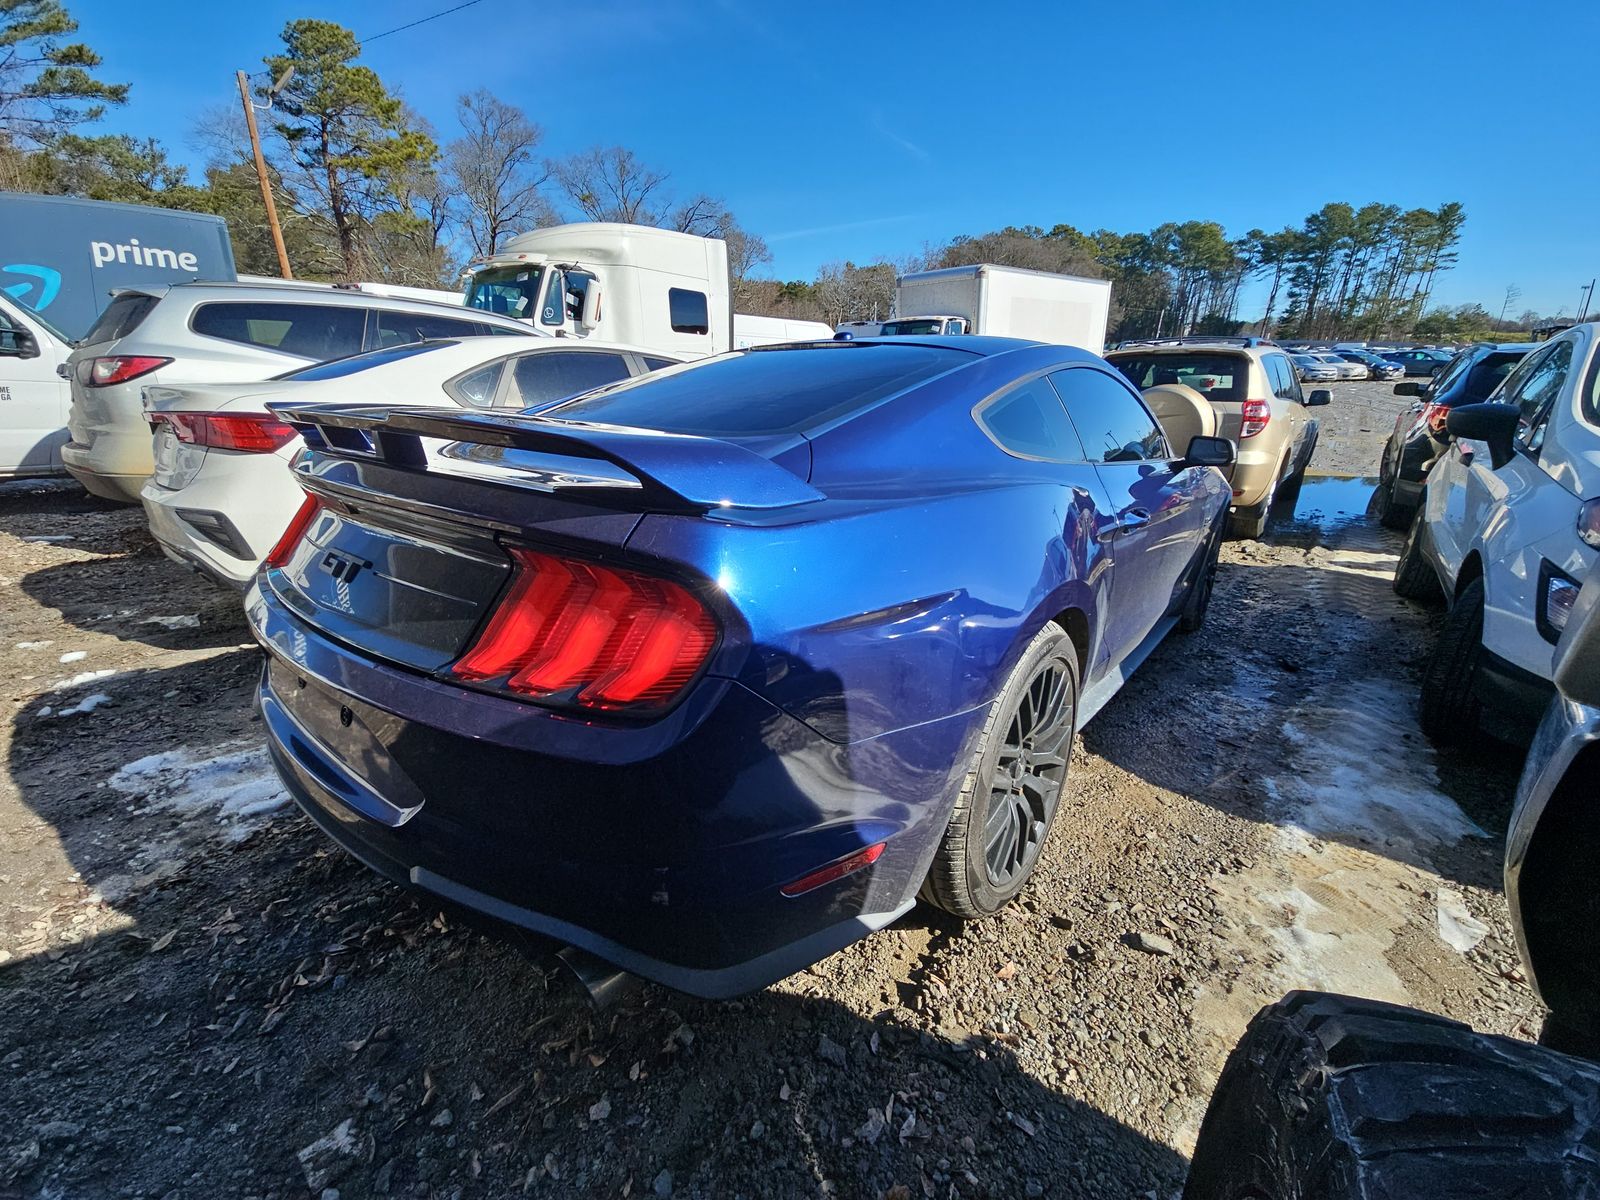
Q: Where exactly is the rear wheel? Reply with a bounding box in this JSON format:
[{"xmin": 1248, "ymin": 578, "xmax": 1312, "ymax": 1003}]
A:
[
  {"xmin": 921, "ymin": 622, "xmax": 1077, "ymax": 918},
  {"xmin": 1177, "ymin": 521, "xmax": 1224, "ymax": 633},
  {"xmin": 1419, "ymin": 576, "xmax": 1485, "ymax": 744},
  {"xmin": 1392, "ymin": 506, "xmax": 1443, "ymax": 602},
  {"xmin": 1226, "ymin": 470, "xmax": 1278, "ymax": 539},
  {"xmin": 1183, "ymin": 991, "xmax": 1600, "ymax": 1200},
  {"xmin": 1373, "ymin": 448, "xmax": 1412, "ymax": 531}
]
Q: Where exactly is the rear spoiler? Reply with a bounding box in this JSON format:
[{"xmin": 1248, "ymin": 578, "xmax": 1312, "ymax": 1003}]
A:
[{"xmin": 267, "ymin": 401, "xmax": 824, "ymax": 513}]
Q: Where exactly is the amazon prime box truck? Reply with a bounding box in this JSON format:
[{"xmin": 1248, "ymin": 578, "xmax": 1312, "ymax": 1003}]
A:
[{"xmin": 0, "ymin": 193, "xmax": 235, "ymax": 340}]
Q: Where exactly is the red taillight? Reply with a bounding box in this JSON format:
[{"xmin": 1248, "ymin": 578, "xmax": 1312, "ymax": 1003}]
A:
[
  {"xmin": 452, "ymin": 548, "xmax": 718, "ymax": 712},
  {"xmin": 151, "ymin": 411, "xmax": 300, "ymax": 453},
  {"xmin": 83, "ymin": 356, "xmax": 172, "ymax": 387},
  {"xmin": 264, "ymin": 492, "xmax": 321, "ymax": 569},
  {"xmin": 779, "ymin": 843, "xmax": 887, "ymax": 898},
  {"xmin": 1240, "ymin": 399, "xmax": 1271, "ymax": 439},
  {"xmin": 1421, "ymin": 402, "xmax": 1450, "ymax": 435}
]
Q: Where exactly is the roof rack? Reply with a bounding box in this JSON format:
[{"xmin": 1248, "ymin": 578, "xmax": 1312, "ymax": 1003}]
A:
[{"xmin": 1114, "ymin": 336, "xmax": 1277, "ymax": 349}]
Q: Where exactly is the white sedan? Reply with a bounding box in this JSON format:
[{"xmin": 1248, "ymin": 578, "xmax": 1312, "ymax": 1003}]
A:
[{"xmin": 140, "ymin": 338, "xmax": 683, "ymax": 588}]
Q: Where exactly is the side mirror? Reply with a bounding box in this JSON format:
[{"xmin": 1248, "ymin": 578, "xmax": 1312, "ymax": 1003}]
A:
[
  {"xmin": 579, "ymin": 281, "xmax": 602, "ymax": 330},
  {"xmin": 0, "ymin": 328, "xmax": 38, "ymax": 359},
  {"xmin": 1446, "ymin": 402, "xmax": 1519, "ymax": 470},
  {"xmin": 1394, "ymin": 381, "xmax": 1422, "ymax": 397},
  {"xmin": 1307, "ymin": 389, "xmax": 1331, "ymax": 406},
  {"xmin": 1183, "ymin": 434, "xmax": 1236, "ymax": 469}
]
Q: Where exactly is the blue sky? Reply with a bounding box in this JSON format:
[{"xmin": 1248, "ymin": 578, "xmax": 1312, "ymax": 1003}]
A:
[{"xmin": 75, "ymin": 0, "xmax": 1600, "ymax": 317}]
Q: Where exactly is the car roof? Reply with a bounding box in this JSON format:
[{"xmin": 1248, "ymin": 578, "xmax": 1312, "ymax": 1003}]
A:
[
  {"xmin": 791, "ymin": 334, "xmax": 1068, "ymax": 359},
  {"xmin": 147, "ymin": 280, "xmax": 531, "ymax": 328}
]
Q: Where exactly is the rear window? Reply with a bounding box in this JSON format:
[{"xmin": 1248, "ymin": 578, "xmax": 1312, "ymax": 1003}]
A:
[
  {"xmin": 1464, "ymin": 351, "xmax": 1527, "ymax": 399},
  {"xmin": 81, "ymin": 293, "xmax": 158, "ymax": 346},
  {"xmin": 508, "ymin": 351, "xmax": 632, "ymax": 408},
  {"xmin": 275, "ymin": 340, "xmax": 453, "ymax": 382},
  {"xmin": 1107, "ymin": 352, "xmax": 1249, "ymax": 402},
  {"xmin": 547, "ymin": 343, "xmax": 969, "ymax": 437},
  {"xmin": 191, "ymin": 302, "xmax": 365, "ymax": 360}
]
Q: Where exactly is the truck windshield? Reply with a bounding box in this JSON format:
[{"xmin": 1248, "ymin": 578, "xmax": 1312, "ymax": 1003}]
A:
[
  {"xmin": 880, "ymin": 319, "xmax": 947, "ymax": 336},
  {"xmin": 465, "ymin": 265, "xmax": 544, "ymax": 320}
]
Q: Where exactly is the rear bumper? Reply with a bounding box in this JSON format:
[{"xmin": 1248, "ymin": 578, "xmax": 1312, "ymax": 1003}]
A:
[
  {"xmin": 140, "ymin": 454, "xmax": 298, "ymax": 588},
  {"xmin": 246, "ymin": 580, "xmax": 977, "ymax": 997},
  {"xmin": 62, "ymin": 431, "xmax": 152, "ymax": 503}
]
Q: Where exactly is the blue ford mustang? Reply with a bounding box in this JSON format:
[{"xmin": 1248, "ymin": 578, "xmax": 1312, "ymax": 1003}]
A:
[{"xmin": 247, "ymin": 337, "xmax": 1234, "ymax": 997}]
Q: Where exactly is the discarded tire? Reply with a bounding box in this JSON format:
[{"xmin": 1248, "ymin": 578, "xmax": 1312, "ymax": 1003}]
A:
[{"xmin": 1183, "ymin": 990, "xmax": 1600, "ymax": 1200}]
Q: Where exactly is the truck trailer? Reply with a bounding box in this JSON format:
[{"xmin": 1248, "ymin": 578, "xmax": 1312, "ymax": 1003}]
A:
[
  {"xmin": 0, "ymin": 193, "xmax": 235, "ymax": 340},
  {"xmin": 882, "ymin": 264, "xmax": 1112, "ymax": 353}
]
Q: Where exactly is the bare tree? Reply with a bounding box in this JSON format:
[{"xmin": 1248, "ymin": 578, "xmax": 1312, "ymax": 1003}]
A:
[
  {"xmin": 444, "ymin": 90, "xmax": 548, "ymax": 258},
  {"xmin": 551, "ymin": 145, "xmax": 669, "ymax": 224}
]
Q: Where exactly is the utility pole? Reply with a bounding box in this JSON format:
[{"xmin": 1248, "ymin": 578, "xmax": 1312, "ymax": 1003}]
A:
[
  {"xmin": 1580, "ymin": 279, "xmax": 1596, "ymax": 323},
  {"xmin": 237, "ymin": 69, "xmax": 293, "ymax": 280}
]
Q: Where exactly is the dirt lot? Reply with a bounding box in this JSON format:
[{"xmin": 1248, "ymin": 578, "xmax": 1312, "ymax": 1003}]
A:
[{"xmin": 0, "ymin": 379, "xmax": 1542, "ymax": 1199}]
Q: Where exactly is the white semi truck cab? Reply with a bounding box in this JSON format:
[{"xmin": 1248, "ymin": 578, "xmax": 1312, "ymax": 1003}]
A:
[{"xmin": 463, "ymin": 223, "xmax": 733, "ymax": 358}]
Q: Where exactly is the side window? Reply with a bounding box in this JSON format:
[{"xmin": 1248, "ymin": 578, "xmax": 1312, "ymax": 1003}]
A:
[
  {"xmin": 191, "ymin": 302, "xmax": 365, "ymax": 360},
  {"xmin": 1264, "ymin": 355, "xmax": 1289, "ymax": 399},
  {"xmin": 1274, "ymin": 355, "xmax": 1303, "ymax": 401},
  {"xmin": 448, "ymin": 362, "xmax": 506, "ymax": 409},
  {"xmin": 374, "ymin": 310, "xmax": 485, "ymax": 348},
  {"xmin": 1050, "ymin": 367, "xmax": 1169, "ymax": 463},
  {"xmin": 1506, "ymin": 340, "xmax": 1573, "ymax": 453},
  {"xmin": 563, "ymin": 270, "xmax": 596, "ymax": 322},
  {"xmin": 641, "ymin": 356, "xmax": 678, "ymax": 371},
  {"xmin": 974, "ymin": 376, "xmax": 1085, "ymax": 461},
  {"xmin": 668, "ymin": 288, "xmax": 709, "ymax": 335},
  {"xmin": 506, "ymin": 351, "xmax": 633, "ymax": 409}
]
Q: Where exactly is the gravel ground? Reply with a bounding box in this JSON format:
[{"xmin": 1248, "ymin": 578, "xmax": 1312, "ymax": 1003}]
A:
[{"xmin": 0, "ymin": 377, "xmax": 1543, "ymax": 1199}]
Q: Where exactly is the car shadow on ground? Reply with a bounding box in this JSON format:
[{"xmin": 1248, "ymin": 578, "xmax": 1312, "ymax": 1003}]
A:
[
  {"xmin": 2, "ymin": 654, "xmax": 1189, "ymax": 1197},
  {"xmin": 1080, "ymin": 496, "xmax": 1524, "ymax": 896}
]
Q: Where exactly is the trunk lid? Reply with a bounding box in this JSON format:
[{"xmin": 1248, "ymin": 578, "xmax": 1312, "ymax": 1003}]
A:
[{"xmin": 261, "ymin": 402, "xmax": 821, "ymax": 676}]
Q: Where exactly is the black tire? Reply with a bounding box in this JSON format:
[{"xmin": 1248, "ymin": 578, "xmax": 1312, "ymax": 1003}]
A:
[
  {"xmin": 1178, "ymin": 520, "xmax": 1224, "ymax": 634},
  {"xmin": 1275, "ymin": 466, "xmax": 1305, "ymax": 510},
  {"xmin": 1541, "ymin": 1011, "xmax": 1600, "ymax": 1063},
  {"xmin": 1420, "ymin": 576, "xmax": 1485, "ymax": 744},
  {"xmin": 1226, "ymin": 468, "xmax": 1278, "ymax": 539},
  {"xmin": 1183, "ymin": 990, "xmax": 1600, "ymax": 1200},
  {"xmin": 921, "ymin": 622, "xmax": 1077, "ymax": 918},
  {"xmin": 1392, "ymin": 506, "xmax": 1444, "ymax": 602},
  {"xmin": 1373, "ymin": 450, "xmax": 1413, "ymax": 531}
]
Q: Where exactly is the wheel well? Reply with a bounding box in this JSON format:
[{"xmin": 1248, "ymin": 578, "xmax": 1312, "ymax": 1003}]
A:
[
  {"xmin": 1517, "ymin": 741, "xmax": 1600, "ymax": 1016},
  {"xmin": 1051, "ymin": 607, "xmax": 1090, "ymax": 679},
  {"xmin": 1455, "ymin": 552, "xmax": 1484, "ymax": 600}
]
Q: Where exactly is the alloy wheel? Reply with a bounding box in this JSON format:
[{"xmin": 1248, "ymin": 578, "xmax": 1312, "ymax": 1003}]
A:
[{"xmin": 983, "ymin": 660, "xmax": 1074, "ymax": 888}]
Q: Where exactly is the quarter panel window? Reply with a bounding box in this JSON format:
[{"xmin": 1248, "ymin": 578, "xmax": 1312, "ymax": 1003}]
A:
[
  {"xmin": 1051, "ymin": 367, "xmax": 1169, "ymax": 463},
  {"xmin": 975, "ymin": 377, "xmax": 1085, "ymax": 461},
  {"xmin": 668, "ymin": 288, "xmax": 710, "ymax": 335},
  {"xmin": 375, "ymin": 310, "xmax": 493, "ymax": 347},
  {"xmin": 1507, "ymin": 340, "xmax": 1572, "ymax": 452},
  {"xmin": 449, "ymin": 362, "xmax": 506, "ymax": 409},
  {"xmin": 190, "ymin": 302, "xmax": 365, "ymax": 360},
  {"xmin": 507, "ymin": 351, "xmax": 633, "ymax": 408}
]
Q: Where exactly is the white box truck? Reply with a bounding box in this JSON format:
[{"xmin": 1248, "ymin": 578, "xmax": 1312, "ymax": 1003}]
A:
[{"xmin": 881, "ymin": 264, "xmax": 1112, "ymax": 353}]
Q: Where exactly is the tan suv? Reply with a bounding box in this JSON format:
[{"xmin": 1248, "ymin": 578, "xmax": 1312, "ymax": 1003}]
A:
[{"xmin": 1105, "ymin": 337, "xmax": 1329, "ymax": 537}]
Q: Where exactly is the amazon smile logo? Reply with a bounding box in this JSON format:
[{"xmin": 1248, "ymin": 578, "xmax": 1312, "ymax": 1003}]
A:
[{"xmin": 1, "ymin": 264, "xmax": 62, "ymax": 311}]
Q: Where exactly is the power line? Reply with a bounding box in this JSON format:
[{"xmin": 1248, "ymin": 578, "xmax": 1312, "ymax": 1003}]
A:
[{"xmin": 359, "ymin": 0, "xmax": 487, "ymax": 46}]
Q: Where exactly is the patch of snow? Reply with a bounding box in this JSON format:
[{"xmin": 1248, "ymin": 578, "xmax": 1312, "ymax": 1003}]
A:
[
  {"xmin": 1436, "ymin": 887, "xmax": 1490, "ymax": 953},
  {"xmin": 15, "ymin": 640, "xmax": 52, "ymax": 650},
  {"xmin": 53, "ymin": 669, "xmax": 117, "ymax": 690},
  {"xmin": 22, "ymin": 534, "xmax": 74, "ymax": 543},
  {"xmin": 110, "ymin": 745, "xmax": 290, "ymax": 842},
  {"xmin": 58, "ymin": 650, "xmax": 87, "ymax": 663},
  {"xmin": 140, "ymin": 614, "xmax": 200, "ymax": 631},
  {"xmin": 36, "ymin": 706, "xmax": 52, "ymax": 717},
  {"xmin": 58, "ymin": 692, "xmax": 112, "ymax": 716}
]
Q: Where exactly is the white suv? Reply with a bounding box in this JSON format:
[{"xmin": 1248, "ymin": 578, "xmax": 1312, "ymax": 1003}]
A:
[
  {"xmin": 60, "ymin": 282, "xmax": 533, "ymax": 501},
  {"xmin": 1393, "ymin": 321, "xmax": 1600, "ymax": 743}
]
